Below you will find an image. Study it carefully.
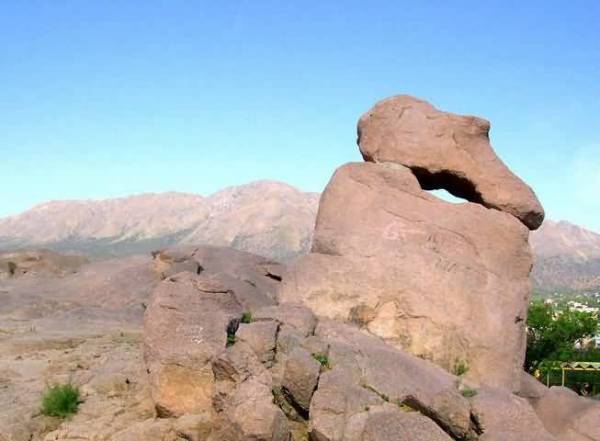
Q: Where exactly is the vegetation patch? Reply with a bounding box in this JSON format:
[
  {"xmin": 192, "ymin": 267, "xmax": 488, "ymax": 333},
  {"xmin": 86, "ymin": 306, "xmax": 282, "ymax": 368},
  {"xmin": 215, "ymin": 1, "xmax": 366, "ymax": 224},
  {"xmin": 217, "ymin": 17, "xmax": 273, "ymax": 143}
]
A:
[
  {"xmin": 312, "ymin": 353, "xmax": 330, "ymax": 370},
  {"xmin": 41, "ymin": 383, "xmax": 81, "ymax": 418},
  {"xmin": 526, "ymin": 300, "xmax": 598, "ymax": 373},
  {"xmin": 460, "ymin": 386, "xmax": 477, "ymax": 398},
  {"xmin": 226, "ymin": 333, "xmax": 236, "ymax": 347},
  {"xmin": 452, "ymin": 358, "xmax": 469, "ymax": 377},
  {"xmin": 241, "ymin": 311, "xmax": 252, "ymax": 324}
]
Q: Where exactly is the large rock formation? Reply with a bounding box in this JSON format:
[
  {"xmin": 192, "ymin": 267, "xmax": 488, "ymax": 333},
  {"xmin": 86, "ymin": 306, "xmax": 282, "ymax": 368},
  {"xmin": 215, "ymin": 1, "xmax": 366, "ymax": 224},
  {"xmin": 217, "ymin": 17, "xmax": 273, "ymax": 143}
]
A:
[
  {"xmin": 280, "ymin": 95, "xmax": 542, "ymax": 391},
  {"xmin": 137, "ymin": 96, "xmax": 600, "ymax": 441},
  {"xmin": 357, "ymin": 95, "xmax": 544, "ymax": 230},
  {"xmin": 143, "ymin": 246, "xmax": 282, "ymax": 417}
]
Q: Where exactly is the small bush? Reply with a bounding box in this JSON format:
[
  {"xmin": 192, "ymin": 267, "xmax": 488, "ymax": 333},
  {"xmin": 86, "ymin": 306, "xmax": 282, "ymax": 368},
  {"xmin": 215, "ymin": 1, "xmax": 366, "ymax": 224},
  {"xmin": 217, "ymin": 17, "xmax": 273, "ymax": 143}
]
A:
[
  {"xmin": 241, "ymin": 312, "xmax": 252, "ymax": 324},
  {"xmin": 312, "ymin": 353, "xmax": 330, "ymax": 369},
  {"xmin": 41, "ymin": 383, "xmax": 80, "ymax": 418},
  {"xmin": 460, "ymin": 386, "xmax": 477, "ymax": 398},
  {"xmin": 452, "ymin": 358, "xmax": 469, "ymax": 376},
  {"xmin": 226, "ymin": 333, "xmax": 236, "ymax": 347}
]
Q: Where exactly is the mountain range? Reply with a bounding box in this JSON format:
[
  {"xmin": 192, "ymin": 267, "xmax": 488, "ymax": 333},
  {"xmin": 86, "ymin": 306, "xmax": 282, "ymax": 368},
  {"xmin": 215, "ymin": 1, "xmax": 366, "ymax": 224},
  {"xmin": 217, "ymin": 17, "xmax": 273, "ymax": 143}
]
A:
[{"xmin": 1, "ymin": 181, "xmax": 599, "ymax": 294}]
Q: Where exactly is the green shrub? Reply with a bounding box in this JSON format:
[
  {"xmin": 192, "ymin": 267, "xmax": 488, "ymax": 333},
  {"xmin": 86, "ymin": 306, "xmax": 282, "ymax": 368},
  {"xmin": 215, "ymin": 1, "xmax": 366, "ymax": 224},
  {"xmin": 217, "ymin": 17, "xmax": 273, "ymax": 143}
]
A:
[
  {"xmin": 312, "ymin": 353, "xmax": 330, "ymax": 369},
  {"xmin": 452, "ymin": 358, "xmax": 469, "ymax": 376},
  {"xmin": 241, "ymin": 312, "xmax": 252, "ymax": 324},
  {"xmin": 460, "ymin": 386, "xmax": 477, "ymax": 398},
  {"xmin": 226, "ymin": 333, "xmax": 236, "ymax": 347},
  {"xmin": 41, "ymin": 383, "xmax": 80, "ymax": 418}
]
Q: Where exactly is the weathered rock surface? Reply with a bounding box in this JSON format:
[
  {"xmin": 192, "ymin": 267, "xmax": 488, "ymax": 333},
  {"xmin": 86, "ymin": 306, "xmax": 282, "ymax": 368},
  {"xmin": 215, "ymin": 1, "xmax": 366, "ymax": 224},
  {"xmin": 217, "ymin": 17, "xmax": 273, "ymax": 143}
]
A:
[
  {"xmin": 357, "ymin": 95, "xmax": 544, "ymax": 229},
  {"xmin": 532, "ymin": 386, "xmax": 600, "ymax": 441},
  {"xmin": 0, "ymin": 249, "xmax": 88, "ymax": 279},
  {"xmin": 345, "ymin": 407, "xmax": 455, "ymax": 441},
  {"xmin": 152, "ymin": 245, "xmax": 283, "ymax": 308},
  {"xmin": 282, "ymin": 347, "xmax": 321, "ymax": 412},
  {"xmin": 143, "ymin": 246, "xmax": 283, "ymax": 417},
  {"xmin": 0, "ymin": 253, "xmax": 161, "ymax": 441},
  {"xmin": 470, "ymin": 386, "xmax": 555, "ymax": 441},
  {"xmin": 143, "ymin": 272, "xmax": 243, "ymax": 416},
  {"xmin": 210, "ymin": 378, "xmax": 290, "ymax": 441},
  {"xmin": 236, "ymin": 321, "xmax": 279, "ymax": 365},
  {"xmin": 279, "ymin": 162, "xmax": 532, "ymax": 390},
  {"xmin": 311, "ymin": 320, "xmax": 475, "ymax": 441}
]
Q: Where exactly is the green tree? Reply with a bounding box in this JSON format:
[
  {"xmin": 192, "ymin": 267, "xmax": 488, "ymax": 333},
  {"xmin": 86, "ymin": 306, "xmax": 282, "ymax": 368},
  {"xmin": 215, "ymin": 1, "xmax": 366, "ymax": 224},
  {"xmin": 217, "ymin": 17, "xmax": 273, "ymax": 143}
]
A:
[{"xmin": 526, "ymin": 300, "xmax": 598, "ymax": 372}]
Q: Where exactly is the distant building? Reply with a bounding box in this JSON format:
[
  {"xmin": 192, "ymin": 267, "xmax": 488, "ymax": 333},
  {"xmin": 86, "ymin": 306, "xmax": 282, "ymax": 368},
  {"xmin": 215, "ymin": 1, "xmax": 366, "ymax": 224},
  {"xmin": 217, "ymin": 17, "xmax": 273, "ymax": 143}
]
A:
[{"xmin": 567, "ymin": 301, "xmax": 598, "ymax": 314}]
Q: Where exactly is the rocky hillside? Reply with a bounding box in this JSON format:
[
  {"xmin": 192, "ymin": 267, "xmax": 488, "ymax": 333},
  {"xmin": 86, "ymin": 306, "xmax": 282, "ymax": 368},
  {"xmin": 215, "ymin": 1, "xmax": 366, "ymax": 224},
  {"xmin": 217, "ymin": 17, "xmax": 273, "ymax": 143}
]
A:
[
  {"xmin": 0, "ymin": 181, "xmax": 319, "ymax": 262},
  {"xmin": 530, "ymin": 220, "xmax": 600, "ymax": 293},
  {"xmin": 1, "ymin": 183, "xmax": 599, "ymax": 293}
]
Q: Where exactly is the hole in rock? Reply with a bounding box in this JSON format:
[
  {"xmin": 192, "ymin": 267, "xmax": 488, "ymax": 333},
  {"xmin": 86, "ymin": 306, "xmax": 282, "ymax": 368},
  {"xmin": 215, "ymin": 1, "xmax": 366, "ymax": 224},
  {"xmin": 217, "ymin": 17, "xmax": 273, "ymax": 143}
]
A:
[
  {"xmin": 410, "ymin": 167, "xmax": 484, "ymax": 205},
  {"xmin": 428, "ymin": 189, "xmax": 467, "ymax": 204}
]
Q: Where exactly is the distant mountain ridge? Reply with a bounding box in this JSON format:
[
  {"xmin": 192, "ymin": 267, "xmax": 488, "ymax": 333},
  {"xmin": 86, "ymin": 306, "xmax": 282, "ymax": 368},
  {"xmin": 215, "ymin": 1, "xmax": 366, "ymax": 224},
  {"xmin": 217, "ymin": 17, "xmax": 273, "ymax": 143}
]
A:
[
  {"xmin": 0, "ymin": 181, "xmax": 319, "ymax": 262},
  {"xmin": 530, "ymin": 220, "xmax": 600, "ymax": 293},
  {"xmin": 1, "ymin": 182, "xmax": 599, "ymax": 293}
]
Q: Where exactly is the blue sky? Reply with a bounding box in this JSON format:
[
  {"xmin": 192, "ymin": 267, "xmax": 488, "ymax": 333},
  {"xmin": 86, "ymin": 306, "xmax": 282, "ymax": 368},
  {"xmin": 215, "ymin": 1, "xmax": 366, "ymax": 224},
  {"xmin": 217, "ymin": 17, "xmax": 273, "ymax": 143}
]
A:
[{"xmin": 1, "ymin": 1, "xmax": 599, "ymax": 230}]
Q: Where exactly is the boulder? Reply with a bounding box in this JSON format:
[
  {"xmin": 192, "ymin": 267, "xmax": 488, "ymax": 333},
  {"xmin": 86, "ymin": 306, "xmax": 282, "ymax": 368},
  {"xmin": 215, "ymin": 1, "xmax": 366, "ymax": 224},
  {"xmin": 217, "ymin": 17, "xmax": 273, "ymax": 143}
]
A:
[
  {"xmin": 309, "ymin": 368, "xmax": 386, "ymax": 441},
  {"xmin": 279, "ymin": 162, "xmax": 533, "ymax": 390},
  {"xmin": 282, "ymin": 347, "xmax": 321, "ymax": 412},
  {"xmin": 314, "ymin": 320, "xmax": 474, "ymax": 440},
  {"xmin": 254, "ymin": 303, "xmax": 318, "ymax": 337},
  {"xmin": 143, "ymin": 272, "xmax": 243, "ymax": 416},
  {"xmin": 518, "ymin": 371, "xmax": 549, "ymax": 406},
  {"xmin": 208, "ymin": 378, "xmax": 291, "ymax": 441},
  {"xmin": 533, "ymin": 386, "xmax": 600, "ymax": 441},
  {"xmin": 344, "ymin": 406, "xmax": 454, "ymax": 441},
  {"xmin": 144, "ymin": 247, "xmax": 282, "ymax": 417},
  {"xmin": 236, "ymin": 320, "xmax": 279, "ymax": 365},
  {"xmin": 470, "ymin": 386, "xmax": 555, "ymax": 441},
  {"xmin": 152, "ymin": 245, "xmax": 284, "ymax": 309},
  {"xmin": 212, "ymin": 340, "xmax": 271, "ymax": 386},
  {"xmin": 357, "ymin": 95, "xmax": 544, "ymax": 229}
]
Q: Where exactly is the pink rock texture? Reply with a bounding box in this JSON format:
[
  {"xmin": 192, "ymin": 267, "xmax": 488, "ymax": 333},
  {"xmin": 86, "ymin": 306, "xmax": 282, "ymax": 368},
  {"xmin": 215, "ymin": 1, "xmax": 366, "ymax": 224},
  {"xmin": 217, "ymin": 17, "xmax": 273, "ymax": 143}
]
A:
[
  {"xmin": 358, "ymin": 95, "xmax": 544, "ymax": 230},
  {"xmin": 279, "ymin": 162, "xmax": 533, "ymax": 391}
]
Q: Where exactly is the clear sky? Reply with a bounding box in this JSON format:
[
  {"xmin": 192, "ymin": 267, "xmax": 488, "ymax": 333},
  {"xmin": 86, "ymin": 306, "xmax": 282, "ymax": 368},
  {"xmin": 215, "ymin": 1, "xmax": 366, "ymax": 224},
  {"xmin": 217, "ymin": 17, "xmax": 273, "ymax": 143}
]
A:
[{"xmin": 1, "ymin": 1, "xmax": 599, "ymax": 231}]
